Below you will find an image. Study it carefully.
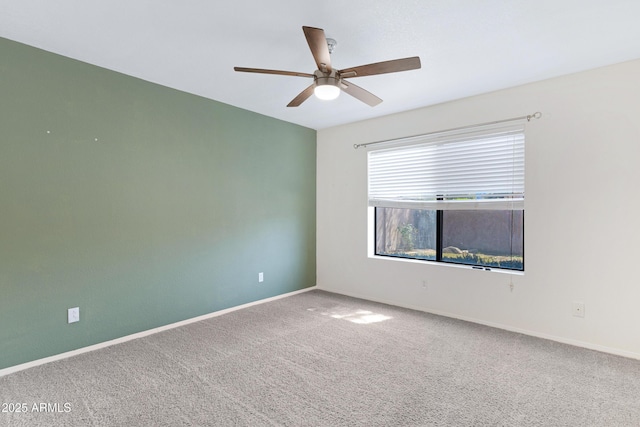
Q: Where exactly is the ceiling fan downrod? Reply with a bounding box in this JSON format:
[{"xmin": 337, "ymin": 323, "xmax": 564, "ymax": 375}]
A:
[{"xmin": 326, "ymin": 38, "xmax": 337, "ymax": 55}]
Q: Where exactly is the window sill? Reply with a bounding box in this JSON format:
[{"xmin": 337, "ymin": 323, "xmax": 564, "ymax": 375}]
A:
[{"xmin": 369, "ymin": 254, "xmax": 525, "ymax": 276}]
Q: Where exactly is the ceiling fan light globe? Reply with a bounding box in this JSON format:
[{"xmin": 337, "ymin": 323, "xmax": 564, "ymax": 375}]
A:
[{"xmin": 314, "ymin": 84, "xmax": 340, "ymax": 100}]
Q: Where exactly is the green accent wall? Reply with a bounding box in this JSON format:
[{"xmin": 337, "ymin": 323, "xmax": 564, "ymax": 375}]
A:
[{"xmin": 0, "ymin": 38, "xmax": 316, "ymax": 370}]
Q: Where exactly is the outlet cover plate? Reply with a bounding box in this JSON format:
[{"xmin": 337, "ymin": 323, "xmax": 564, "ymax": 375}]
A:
[{"xmin": 68, "ymin": 307, "xmax": 80, "ymax": 323}]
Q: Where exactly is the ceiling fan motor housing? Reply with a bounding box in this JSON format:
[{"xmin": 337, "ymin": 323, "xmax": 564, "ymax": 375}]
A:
[{"xmin": 314, "ymin": 69, "xmax": 340, "ymax": 84}]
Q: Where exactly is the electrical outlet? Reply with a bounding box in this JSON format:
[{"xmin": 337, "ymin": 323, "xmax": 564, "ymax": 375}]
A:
[
  {"xmin": 572, "ymin": 301, "xmax": 585, "ymax": 318},
  {"xmin": 258, "ymin": 272, "xmax": 264, "ymax": 283},
  {"xmin": 68, "ymin": 307, "xmax": 80, "ymax": 324},
  {"xmin": 421, "ymin": 280, "xmax": 427, "ymax": 290}
]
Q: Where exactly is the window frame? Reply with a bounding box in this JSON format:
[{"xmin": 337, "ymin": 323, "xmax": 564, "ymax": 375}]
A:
[
  {"xmin": 367, "ymin": 123, "xmax": 527, "ymax": 273},
  {"xmin": 372, "ymin": 207, "xmax": 524, "ymax": 272}
]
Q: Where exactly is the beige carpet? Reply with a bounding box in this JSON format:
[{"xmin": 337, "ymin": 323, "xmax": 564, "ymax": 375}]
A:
[{"xmin": 1, "ymin": 290, "xmax": 639, "ymax": 426}]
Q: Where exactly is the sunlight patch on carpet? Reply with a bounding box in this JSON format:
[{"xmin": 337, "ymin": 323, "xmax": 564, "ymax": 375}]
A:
[{"xmin": 307, "ymin": 308, "xmax": 392, "ymax": 324}]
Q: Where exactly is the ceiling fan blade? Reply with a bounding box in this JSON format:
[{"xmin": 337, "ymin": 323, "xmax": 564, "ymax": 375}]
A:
[
  {"xmin": 341, "ymin": 80, "xmax": 382, "ymax": 107},
  {"xmin": 287, "ymin": 84, "xmax": 316, "ymax": 107},
  {"xmin": 339, "ymin": 56, "xmax": 421, "ymax": 78},
  {"xmin": 302, "ymin": 26, "xmax": 332, "ymax": 73},
  {"xmin": 234, "ymin": 67, "xmax": 314, "ymax": 78}
]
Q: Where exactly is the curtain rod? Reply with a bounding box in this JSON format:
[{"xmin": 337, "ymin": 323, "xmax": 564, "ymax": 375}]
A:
[{"xmin": 353, "ymin": 112, "xmax": 542, "ymax": 149}]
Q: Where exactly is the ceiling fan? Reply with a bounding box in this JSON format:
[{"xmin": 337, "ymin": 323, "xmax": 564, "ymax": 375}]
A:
[{"xmin": 234, "ymin": 26, "xmax": 421, "ymax": 107}]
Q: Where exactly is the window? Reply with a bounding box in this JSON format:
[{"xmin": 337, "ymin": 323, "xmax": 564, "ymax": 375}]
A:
[{"xmin": 369, "ymin": 124, "xmax": 525, "ymax": 271}]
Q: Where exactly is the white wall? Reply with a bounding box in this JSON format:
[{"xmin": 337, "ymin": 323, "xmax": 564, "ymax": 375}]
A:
[{"xmin": 317, "ymin": 59, "xmax": 640, "ymax": 359}]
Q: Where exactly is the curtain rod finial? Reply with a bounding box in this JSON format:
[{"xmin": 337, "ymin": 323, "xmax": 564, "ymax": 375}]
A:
[{"xmin": 527, "ymin": 112, "xmax": 542, "ymax": 121}]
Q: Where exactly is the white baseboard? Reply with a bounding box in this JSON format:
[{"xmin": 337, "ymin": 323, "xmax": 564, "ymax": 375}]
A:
[
  {"xmin": 318, "ymin": 286, "xmax": 640, "ymax": 361},
  {"xmin": 0, "ymin": 286, "xmax": 316, "ymax": 378}
]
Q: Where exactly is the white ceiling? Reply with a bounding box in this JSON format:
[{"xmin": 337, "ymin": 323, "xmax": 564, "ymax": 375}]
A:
[{"xmin": 2, "ymin": 0, "xmax": 640, "ymax": 130}]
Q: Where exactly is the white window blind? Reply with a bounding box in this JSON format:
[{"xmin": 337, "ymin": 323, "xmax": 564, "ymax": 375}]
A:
[{"xmin": 368, "ymin": 124, "xmax": 525, "ymax": 210}]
